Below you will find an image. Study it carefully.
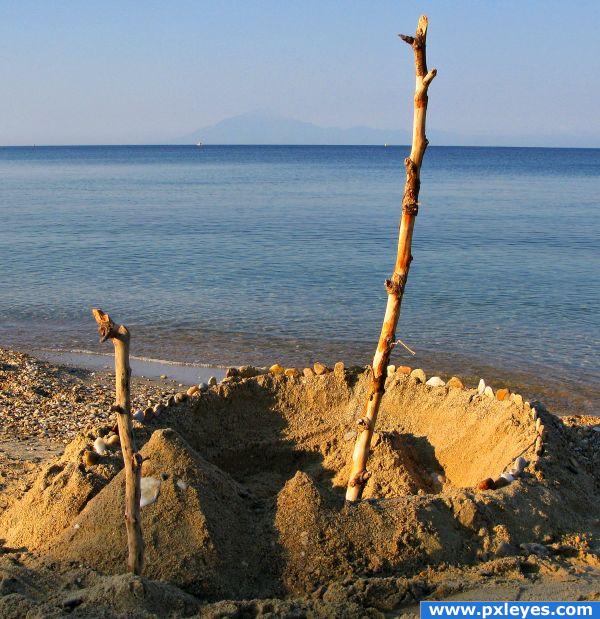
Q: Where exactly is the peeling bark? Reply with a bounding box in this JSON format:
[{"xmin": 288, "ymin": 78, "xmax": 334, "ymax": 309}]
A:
[
  {"xmin": 92, "ymin": 308, "xmax": 144, "ymax": 574},
  {"xmin": 346, "ymin": 15, "xmax": 436, "ymax": 502}
]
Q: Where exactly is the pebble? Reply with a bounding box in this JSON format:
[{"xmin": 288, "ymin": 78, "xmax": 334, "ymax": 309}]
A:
[
  {"xmin": 174, "ymin": 392, "xmax": 187, "ymax": 404},
  {"xmin": 132, "ymin": 410, "xmax": 144, "ymax": 422},
  {"xmin": 333, "ymin": 361, "xmax": 345, "ymax": 377},
  {"xmin": 176, "ymin": 479, "xmax": 188, "ymax": 491},
  {"xmin": 531, "ymin": 407, "xmax": 538, "ymax": 421},
  {"xmin": 143, "ymin": 407, "xmax": 154, "ymax": 422},
  {"xmin": 426, "ymin": 376, "xmax": 445, "ymax": 387},
  {"xmin": 446, "ymin": 376, "xmax": 464, "ymax": 389},
  {"xmin": 83, "ymin": 450, "xmax": 101, "ymax": 467},
  {"xmin": 535, "ymin": 436, "xmax": 544, "ymax": 455},
  {"xmin": 484, "ymin": 386, "xmax": 494, "ymax": 399},
  {"xmin": 269, "ymin": 364, "xmax": 285, "ymax": 375},
  {"xmin": 510, "ymin": 393, "xmax": 523, "ymax": 407},
  {"xmin": 284, "ymin": 368, "xmax": 300, "ymax": 378},
  {"xmin": 500, "ymin": 472, "xmax": 515, "ymax": 483},
  {"xmin": 387, "ymin": 365, "xmax": 396, "ymax": 377},
  {"xmin": 186, "ymin": 385, "xmax": 199, "ymax": 396},
  {"xmin": 476, "ymin": 478, "xmax": 495, "ymax": 490},
  {"xmin": 313, "ymin": 362, "xmax": 328, "ymax": 375},
  {"xmin": 410, "ymin": 368, "xmax": 426, "ymax": 383},
  {"xmin": 199, "ymin": 382, "xmax": 209, "ymax": 392},
  {"xmin": 496, "ymin": 388, "xmax": 510, "ymax": 401},
  {"xmin": 513, "ymin": 456, "xmax": 527, "ymax": 475},
  {"xmin": 477, "ymin": 379, "xmax": 486, "ymax": 395},
  {"xmin": 160, "ymin": 374, "xmax": 167, "ymax": 380},
  {"xmin": 303, "ymin": 368, "xmax": 315, "ymax": 378},
  {"xmin": 396, "ymin": 365, "xmax": 412, "ymax": 375},
  {"xmin": 153, "ymin": 403, "xmax": 164, "ymax": 415},
  {"xmin": 93, "ymin": 437, "xmax": 107, "ymax": 456},
  {"xmin": 225, "ymin": 367, "xmax": 239, "ymax": 378},
  {"xmin": 208, "ymin": 376, "xmax": 218, "ymax": 386},
  {"xmin": 140, "ymin": 477, "xmax": 161, "ymax": 508},
  {"xmin": 105, "ymin": 434, "xmax": 120, "ymax": 447},
  {"xmin": 166, "ymin": 395, "xmax": 176, "ymax": 407}
]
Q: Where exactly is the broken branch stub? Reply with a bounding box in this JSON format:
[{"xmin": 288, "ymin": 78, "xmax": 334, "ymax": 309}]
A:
[{"xmin": 345, "ymin": 15, "xmax": 436, "ymax": 502}]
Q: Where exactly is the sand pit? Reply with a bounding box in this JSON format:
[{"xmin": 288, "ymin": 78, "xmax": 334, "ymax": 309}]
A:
[{"xmin": 1, "ymin": 367, "xmax": 599, "ymax": 613}]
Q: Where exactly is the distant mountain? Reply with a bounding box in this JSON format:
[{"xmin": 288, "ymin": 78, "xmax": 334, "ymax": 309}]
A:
[
  {"xmin": 175, "ymin": 111, "xmax": 411, "ymax": 145},
  {"xmin": 174, "ymin": 110, "xmax": 600, "ymax": 148}
]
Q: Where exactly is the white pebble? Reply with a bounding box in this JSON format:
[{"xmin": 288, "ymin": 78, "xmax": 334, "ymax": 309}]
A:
[
  {"xmin": 513, "ymin": 456, "xmax": 527, "ymax": 474},
  {"xmin": 176, "ymin": 479, "xmax": 188, "ymax": 491},
  {"xmin": 477, "ymin": 379, "xmax": 486, "ymax": 395},
  {"xmin": 426, "ymin": 376, "xmax": 446, "ymax": 387},
  {"xmin": 484, "ymin": 385, "xmax": 494, "ymax": 399},
  {"xmin": 500, "ymin": 472, "xmax": 515, "ymax": 483},
  {"xmin": 140, "ymin": 477, "xmax": 161, "ymax": 508},
  {"xmin": 93, "ymin": 437, "xmax": 107, "ymax": 456}
]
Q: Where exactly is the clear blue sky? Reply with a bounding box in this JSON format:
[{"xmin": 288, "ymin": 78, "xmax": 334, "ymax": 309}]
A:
[{"xmin": 1, "ymin": 1, "xmax": 598, "ymax": 146}]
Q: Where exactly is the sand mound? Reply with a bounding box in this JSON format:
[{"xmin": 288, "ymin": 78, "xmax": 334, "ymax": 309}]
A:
[{"xmin": 2, "ymin": 368, "xmax": 598, "ymax": 603}]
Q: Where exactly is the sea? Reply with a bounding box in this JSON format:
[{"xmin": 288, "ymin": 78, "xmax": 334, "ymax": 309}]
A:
[{"xmin": 0, "ymin": 145, "xmax": 598, "ymax": 415}]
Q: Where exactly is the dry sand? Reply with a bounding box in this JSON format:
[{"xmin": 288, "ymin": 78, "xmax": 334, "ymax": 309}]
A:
[{"xmin": 0, "ymin": 351, "xmax": 599, "ymax": 617}]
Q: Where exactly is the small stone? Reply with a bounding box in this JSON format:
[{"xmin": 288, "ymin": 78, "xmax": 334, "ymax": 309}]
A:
[
  {"xmin": 510, "ymin": 393, "xmax": 523, "ymax": 407},
  {"xmin": 93, "ymin": 437, "xmax": 107, "ymax": 456},
  {"xmin": 535, "ymin": 436, "xmax": 544, "ymax": 455},
  {"xmin": 426, "ymin": 376, "xmax": 445, "ymax": 387},
  {"xmin": 476, "ymin": 478, "xmax": 495, "ymax": 491},
  {"xmin": 496, "ymin": 388, "xmax": 510, "ymax": 401},
  {"xmin": 269, "ymin": 364, "xmax": 285, "ymax": 375},
  {"xmin": 513, "ymin": 457, "xmax": 527, "ymax": 475},
  {"xmin": 371, "ymin": 432, "xmax": 381, "ymax": 447},
  {"xmin": 333, "ymin": 361, "xmax": 345, "ymax": 377},
  {"xmin": 520, "ymin": 542, "xmax": 549, "ymax": 557},
  {"xmin": 477, "ymin": 379, "xmax": 486, "ymax": 395},
  {"xmin": 160, "ymin": 374, "xmax": 167, "ymax": 380},
  {"xmin": 500, "ymin": 472, "xmax": 515, "ymax": 483},
  {"xmin": 199, "ymin": 382, "xmax": 209, "ymax": 392},
  {"xmin": 238, "ymin": 366, "xmax": 260, "ymax": 378},
  {"xmin": 105, "ymin": 433, "xmax": 120, "ymax": 447},
  {"xmin": 166, "ymin": 395, "xmax": 176, "ymax": 407},
  {"xmin": 176, "ymin": 479, "xmax": 188, "ymax": 491},
  {"xmin": 531, "ymin": 407, "xmax": 538, "ymax": 421},
  {"xmin": 313, "ymin": 362, "xmax": 328, "ymax": 375},
  {"xmin": 83, "ymin": 450, "xmax": 100, "ymax": 467},
  {"xmin": 140, "ymin": 477, "xmax": 161, "ymax": 508},
  {"xmin": 387, "ymin": 365, "xmax": 396, "ymax": 377},
  {"xmin": 143, "ymin": 407, "xmax": 154, "ymax": 422},
  {"xmin": 446, "ymin": 376, "xmax": 464, "ymax": 389},
  {"xmin": 174, "ymin": 392, "xmax": 187, "ymax": 403},
  {"xmin": 208, "ymin": 376, "xmax": 218, "ymax": 386},
  {"xmin": 303, "ymin": 367, "xmax": 315, "ymax": 378},
  {"xmin": 132, "ymin": 410, "xmax": 144, "ymax": 422},
  {"xmin": 153, "ymin": 403, "xmax": 164, "ymax": 415},
  {"xmin": 396, "ymin": 365, "xmax": 411, "ymax": 375},
  {"xmin": 410, "ymin": 368, "xmax": 426, "ymax": 383},
  {"xmin": 484, "ymin": 385, "xmax": 494, "ymax": 399},
  {"xmin": 225, "ymin": 367, "xmax": 239, "ymax": 378},
  {"xmin": 284, "ymin": 368, "xmax": 300, "ymax": 378},
  {"xmin": 186, "ymin": 385, "xmax": 199, "ymax": 396}
]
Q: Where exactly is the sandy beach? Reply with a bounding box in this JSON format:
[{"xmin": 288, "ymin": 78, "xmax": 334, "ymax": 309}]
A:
[{"xmin": 1, "ymin": 346, "xmax": 599, "ymax": 616}]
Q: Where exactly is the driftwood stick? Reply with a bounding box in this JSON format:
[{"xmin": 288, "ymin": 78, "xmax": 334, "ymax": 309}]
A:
[
  {"xmin": 346, "ymin": 15, "xmax": 436, "ymax": 502},
  {"xmin": 92, "ymin": 308, "xmax": 144, "ymax": 574}
]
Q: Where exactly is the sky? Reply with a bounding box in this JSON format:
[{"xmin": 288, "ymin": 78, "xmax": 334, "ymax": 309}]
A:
[{"xmin": 0, "ymin": 1, "xmax": 599, "ymax": 146}]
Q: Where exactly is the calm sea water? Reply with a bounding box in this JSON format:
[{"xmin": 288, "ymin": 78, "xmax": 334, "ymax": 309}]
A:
[{"xmin": 0, "ymin": 145, "xmax": 598, "ymax": 414}]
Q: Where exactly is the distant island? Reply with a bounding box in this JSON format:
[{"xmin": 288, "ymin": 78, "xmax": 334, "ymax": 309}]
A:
[{"xmin": 173, "ymin": 110, "xmax": 596, "ymax": 148}]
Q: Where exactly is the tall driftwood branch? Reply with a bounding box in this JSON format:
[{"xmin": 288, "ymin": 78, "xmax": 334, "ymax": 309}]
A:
[
  {"xmin": 346, "ymin": 15, "xmax": 436, "ymax": 502},
  {"xmin": 92, "ymin": 308, "xmax": 144, "ymax": 574}
]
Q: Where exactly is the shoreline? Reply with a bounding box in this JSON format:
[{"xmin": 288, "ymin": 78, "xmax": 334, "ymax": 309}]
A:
[{"xmin": 16, "ymin": 343, "xmax": 599, "ymax": 418}]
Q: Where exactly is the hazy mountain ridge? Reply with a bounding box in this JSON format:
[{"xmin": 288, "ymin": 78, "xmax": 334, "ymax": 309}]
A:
[{"xmin": 174, "ymin": 110, "xmax": 597, "ymax": 147}]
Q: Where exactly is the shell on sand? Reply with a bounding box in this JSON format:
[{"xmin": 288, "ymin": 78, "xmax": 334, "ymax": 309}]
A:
[
  {"xmin": 140, "ymin": 476, "xmax": 161, "ymax": 508},
  {"xmin": 426, "ymin": 376, "xmax": 445, "ymax": 387},
  {"xmin": 93, "ymin": 437, "xmax": 107, "ymax": 456},
  {"xmin": 484, "ymin": 386, "xmax": 494, "ymax": 399},
  {"xmin": 410, "ymin": 368, "xmax": 426, "ymax": 383},
  {"xmin": 477, "ymin": 379, "xmax": 486, "ymax": 395}
]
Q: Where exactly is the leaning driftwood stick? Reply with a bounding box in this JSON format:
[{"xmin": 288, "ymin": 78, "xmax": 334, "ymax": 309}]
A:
[
  {"xmin": 92, "ymin": 308, "xmax": 144, "ymax": 574},
  {"xmin": 346, "ymin": 15, "xmax": 436, "ymax": 502}
]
